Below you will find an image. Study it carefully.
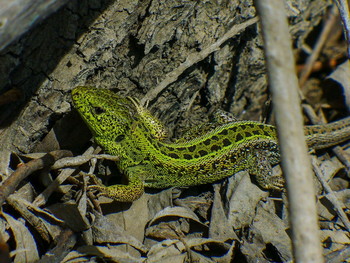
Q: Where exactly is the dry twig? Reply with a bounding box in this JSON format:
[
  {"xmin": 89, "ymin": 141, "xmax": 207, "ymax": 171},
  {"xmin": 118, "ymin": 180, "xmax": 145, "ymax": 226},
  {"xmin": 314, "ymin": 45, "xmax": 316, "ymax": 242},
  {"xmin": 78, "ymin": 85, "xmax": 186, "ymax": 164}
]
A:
[
  {"xmin": 299, "ymin": 5, "xmax": 338, "ymax": 87},
  {"xmin": 255, "ymin": 0, "xmax": 324, "ymax": 262},
  {"xmin": 0, "ymin": 150, "xmax": 72, "ymax": 206},
  {"xmin": 311, "ymin": 156, "xmax": 350, "ymax": 232},
  {"xmin": 32, "ymin": 146, "xmax": 116, "ymax": 207}
]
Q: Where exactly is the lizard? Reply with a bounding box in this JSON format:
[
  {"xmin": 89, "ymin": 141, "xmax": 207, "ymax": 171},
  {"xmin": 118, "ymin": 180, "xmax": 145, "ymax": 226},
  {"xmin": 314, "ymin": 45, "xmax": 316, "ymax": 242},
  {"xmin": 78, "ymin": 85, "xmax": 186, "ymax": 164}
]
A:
[{"xmin": 71, "ymin": 86, "xmax": 350, "ymax": 202}]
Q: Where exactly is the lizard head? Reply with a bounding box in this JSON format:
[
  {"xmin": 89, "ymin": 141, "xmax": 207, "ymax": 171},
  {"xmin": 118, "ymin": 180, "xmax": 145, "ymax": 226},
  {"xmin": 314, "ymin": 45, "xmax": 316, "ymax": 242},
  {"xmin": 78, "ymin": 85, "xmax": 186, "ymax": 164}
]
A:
[{"xmin": 72, "ymin": 86, "xmax": 136, "ymax": 148}]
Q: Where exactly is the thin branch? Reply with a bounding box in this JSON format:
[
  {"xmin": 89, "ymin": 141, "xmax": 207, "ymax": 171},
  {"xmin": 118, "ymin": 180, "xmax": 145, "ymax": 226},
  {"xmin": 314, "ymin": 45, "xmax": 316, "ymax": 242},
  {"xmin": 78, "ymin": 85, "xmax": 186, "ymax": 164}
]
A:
[
  {"xmin": 254, "ymin": 1, "xmax": 324, "ymax": 262},
  {"xmin": 299, "ymin": 5, "xmax": 338, "ymax": 87},
  {"xmin": 50, "ymin": 154, "xmax": 120, "ymax": 170},
  {"xmin": 33, "ymin": 146, "xmax": 105, "ymax": 207},
  {"xmin": 0, "ymin": 150, "xmax": 72, "ymax": 207},
  {"xmin": 311, "ymin": 156, "xmax": 350, "ymax": 232}
]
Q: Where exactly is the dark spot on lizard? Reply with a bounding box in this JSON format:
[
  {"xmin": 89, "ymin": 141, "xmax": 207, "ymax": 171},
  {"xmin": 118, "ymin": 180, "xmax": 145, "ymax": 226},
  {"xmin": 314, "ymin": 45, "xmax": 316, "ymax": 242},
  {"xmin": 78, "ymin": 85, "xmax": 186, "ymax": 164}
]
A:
[
  {"xmin": 222, "ymin": 138, "xmax": 231, "ymax": 146},
  {"xmin": 143, "ymin": 126, "xmax": 149, "ymax": 133},
  {"xmin": 211, "ymin": 144, "xmax": 221, "ymax": 151},
  {"xmin": 229, "ymin": 126, "xmax": 238, "ymax": 133},
  {"xmin": 168, "ymin": 153, "xmax": 180, "ymax": 159},
  {"xmin": 252, "ymin": 129, "xmax": 261, "ymax": 135},
  {"xmin": 236, "ymin": 133, "xmax": 243, "ymax": 141},
  {"xmin": 177, "ymin": 147, "xmax": 187, "ymax": 151},
  {"xmin": 115, "ymin": 134, "xmax": 125, "ymax": 142},
  {"xmin": 263, "ymin": 130, "xmax": 271, "ymax": 137},
  {"xmin": 188, "ymin": 145, "xmax": 196, "ymax": 152},
  {"xmin": 218, "ymin": 129, "xmax": 228, "ymax": 136},
  {"xmin": 245, "ymin": 132, "xmax": 252, "ymax": 138},
  {"xmin": 212, "ymin": 136, "xmax": 219, "ymax": 141},
  {"xmin": 177, "ymin": 171, "xmax": 183, "ymax": 177},
  {"xmin": 184, "ymin": 154, "xmax": 193, "ymax": 160},
  {"xmin": 203, "ymin": 139, "xmax": 211, "ymax": 145},
  {"xmin": 199, "ymin": 150, "xmax": 208, "ymax": 156},
  {"xmin": 93, "ymin": 106, "xmax": 105, "ymax": 115}
]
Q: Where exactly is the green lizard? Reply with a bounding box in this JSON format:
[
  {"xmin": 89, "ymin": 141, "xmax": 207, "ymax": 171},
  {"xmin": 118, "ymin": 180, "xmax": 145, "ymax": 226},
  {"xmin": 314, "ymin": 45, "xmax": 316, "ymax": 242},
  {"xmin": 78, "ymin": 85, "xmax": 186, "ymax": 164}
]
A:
[{"xmin": 71, "ymin": 86, "xmax": 350, "ymax": 202}]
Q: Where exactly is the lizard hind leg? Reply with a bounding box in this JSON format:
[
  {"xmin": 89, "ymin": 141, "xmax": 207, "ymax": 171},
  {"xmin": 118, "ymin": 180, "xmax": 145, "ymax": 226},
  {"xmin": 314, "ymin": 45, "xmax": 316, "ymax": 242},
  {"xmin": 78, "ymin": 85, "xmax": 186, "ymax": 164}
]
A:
[{"xmin": 248, "ymin": 154, "xmax": 285, "ymax": 191}]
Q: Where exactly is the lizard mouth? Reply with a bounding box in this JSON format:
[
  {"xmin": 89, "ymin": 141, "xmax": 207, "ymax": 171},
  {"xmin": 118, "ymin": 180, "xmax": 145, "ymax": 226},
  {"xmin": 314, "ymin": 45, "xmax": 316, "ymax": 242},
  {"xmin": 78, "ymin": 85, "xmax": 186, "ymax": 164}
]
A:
[
  {"xmin": 71, "ymin": 86, "xmax": 98, "ymax": 113},
  {"xmin": 71, "ymin": 86, "xmax": 90, "ymax": 102},
  {"xmin": 71, "ymin": 86, "xmax": 85, "ymax": 107}
]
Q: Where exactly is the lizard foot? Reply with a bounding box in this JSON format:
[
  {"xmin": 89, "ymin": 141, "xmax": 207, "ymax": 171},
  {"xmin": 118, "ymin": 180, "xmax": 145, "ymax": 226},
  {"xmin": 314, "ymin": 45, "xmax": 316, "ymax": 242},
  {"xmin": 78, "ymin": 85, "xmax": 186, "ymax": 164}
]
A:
[{"xmin": 87, "ymin": 177, "xmax": 145, "ymax": 202}]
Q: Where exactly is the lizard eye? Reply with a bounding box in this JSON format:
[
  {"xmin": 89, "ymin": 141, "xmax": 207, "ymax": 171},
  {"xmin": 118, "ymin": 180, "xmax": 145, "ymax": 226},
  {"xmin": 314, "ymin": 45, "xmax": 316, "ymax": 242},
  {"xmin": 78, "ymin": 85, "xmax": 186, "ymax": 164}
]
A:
[
  {"xmin": 115, "ymin": 134, "xmax": 125, "ymax": 142},
  {"xmin": 93, "ymin": 106, "xmax": 105, "ymax": 115}
]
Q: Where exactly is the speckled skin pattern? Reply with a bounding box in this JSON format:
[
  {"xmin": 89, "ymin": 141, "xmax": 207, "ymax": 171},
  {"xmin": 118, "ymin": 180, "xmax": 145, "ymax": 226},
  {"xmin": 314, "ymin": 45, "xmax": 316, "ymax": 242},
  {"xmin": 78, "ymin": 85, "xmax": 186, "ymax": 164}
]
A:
[{"xmin": 72, "ymin": 86, "xmax": 350, "ymax": 202}]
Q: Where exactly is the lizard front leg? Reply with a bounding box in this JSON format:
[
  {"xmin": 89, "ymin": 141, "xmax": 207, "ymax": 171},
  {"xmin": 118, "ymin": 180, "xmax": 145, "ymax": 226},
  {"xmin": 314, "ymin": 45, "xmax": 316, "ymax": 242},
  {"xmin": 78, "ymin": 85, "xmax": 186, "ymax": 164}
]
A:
[
  {"xmin": 248, "ymin": 152, "xmax": 285, "ymax": 191},
  {"xmin": 247, "ymin": 150, "xmax": 285, "ymax": 191},
  {"xmin": 89, "ymin": 166, "xmax": 146, "ymax": 202}
]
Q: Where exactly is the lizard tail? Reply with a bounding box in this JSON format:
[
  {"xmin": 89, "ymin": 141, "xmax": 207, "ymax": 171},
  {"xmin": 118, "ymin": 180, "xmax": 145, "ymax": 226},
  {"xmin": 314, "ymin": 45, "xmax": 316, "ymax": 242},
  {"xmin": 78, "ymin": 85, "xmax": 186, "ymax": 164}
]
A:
[{"xmin": 304, "ymin": 117, "xmax": 350, "ymax": 150}]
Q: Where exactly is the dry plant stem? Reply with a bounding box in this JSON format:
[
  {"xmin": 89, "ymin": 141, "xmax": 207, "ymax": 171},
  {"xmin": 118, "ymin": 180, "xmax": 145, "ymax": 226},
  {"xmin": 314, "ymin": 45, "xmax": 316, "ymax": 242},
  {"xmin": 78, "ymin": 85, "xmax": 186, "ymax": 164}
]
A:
[
  {"xmin": 299, "ymin": 5, "xmax": 338, "ymax": 87},
  {"xmin": 51, "ymin": 153, "xmax": 120, "ymax": 169},
  {"xmin": 334, "ymin": 0, "xmax": 350, "ymax": 58},
  {"xmin": 33, "ymin": 146, "xmax": 98, "ymax": 207},
  {"xmin": 140, "ymin": 17, "xmax": 259, "ymax": 105},
  {"xmin": 33, "ymin": 167, "xmax": 76, "ymax": 207},
  {"xmin": 311, "ymin": 156, "xmax": 350, "ymax": 232},
  {"xmin": 255, "ymin": 1, "xmax": 324, "ymax": 262},
  {"xmin": 332, "ymin": 147, "xmax": 350, "ymax": 169},
  {"xmin": 302, "ymin": 104, "xmax": 321, "ymax": 123},
  {"xmin": 6, "ymin": 194, "xmax": 64, "ymax": 243},
  {"xmin": 0, "ymin": 150, "xmax": 72, "ymax": 207},
  {"xmin": 87, "ymin": 191, "xmax": 102, "ymax": 213}
]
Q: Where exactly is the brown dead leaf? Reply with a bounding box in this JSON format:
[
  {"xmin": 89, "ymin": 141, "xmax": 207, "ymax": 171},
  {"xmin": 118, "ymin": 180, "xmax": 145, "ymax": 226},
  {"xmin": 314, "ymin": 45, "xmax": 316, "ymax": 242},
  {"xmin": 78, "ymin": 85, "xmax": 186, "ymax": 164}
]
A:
[
  {"xmin": 147, "ymin": 238, "xmax": 232, "ymax": 263},
  {"xmin": 62, "ymin": 245, "xmax": 143, "ymax": 262},
  {"xmin": 92, "ymin": 213, "xmax": 148, "ymax": 254},
  {"xmin": 2, "ymin": 212, "xmax": 39, "ymax": 263},
  {"xmin": 225, "ymin": 171, "xmax": 269, "ymax": 229}
]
